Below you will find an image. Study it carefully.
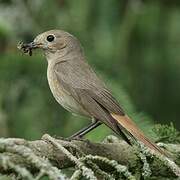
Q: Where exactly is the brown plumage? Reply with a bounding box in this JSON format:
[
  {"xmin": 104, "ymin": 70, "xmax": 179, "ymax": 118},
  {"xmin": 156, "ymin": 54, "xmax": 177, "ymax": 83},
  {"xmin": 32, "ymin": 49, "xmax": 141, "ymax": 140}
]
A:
[
  {"xmin": 111, "ymin": 114, "xmax": 165, "ymax": 155},
  {"xmin": 19, "ymin": 29, "xmax": 165, "ymax": 156}
]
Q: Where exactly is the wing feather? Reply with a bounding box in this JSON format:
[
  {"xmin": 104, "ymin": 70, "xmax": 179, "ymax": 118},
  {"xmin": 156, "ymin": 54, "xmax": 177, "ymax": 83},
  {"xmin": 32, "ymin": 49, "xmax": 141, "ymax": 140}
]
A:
[
  {"xmin": 53, "ymin": 60, "xmax": 166, "ymax": 155},
  {"xmin": 54, "ymin": 60, "xmax": 124, "ymax": 116}
]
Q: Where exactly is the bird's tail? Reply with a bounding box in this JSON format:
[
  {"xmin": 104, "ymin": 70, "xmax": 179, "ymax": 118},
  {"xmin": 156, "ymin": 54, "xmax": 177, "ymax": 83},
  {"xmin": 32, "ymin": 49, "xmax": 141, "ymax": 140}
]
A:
[{"xmin": 111, "ymin": 113, "xmax": 166, "ymax": 155}]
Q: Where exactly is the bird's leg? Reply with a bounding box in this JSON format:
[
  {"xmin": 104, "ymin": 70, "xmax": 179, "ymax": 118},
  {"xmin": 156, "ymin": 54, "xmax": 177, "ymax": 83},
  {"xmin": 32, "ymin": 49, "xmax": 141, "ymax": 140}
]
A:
[{"xmin": 69, "ymin": 119, "xmax": 102, "ymax": 139}]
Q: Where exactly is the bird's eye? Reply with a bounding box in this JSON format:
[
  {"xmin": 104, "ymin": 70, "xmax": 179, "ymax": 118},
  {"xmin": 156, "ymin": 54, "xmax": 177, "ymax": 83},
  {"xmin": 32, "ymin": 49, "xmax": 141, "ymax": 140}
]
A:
[{"xmin": 47, "ymin": 35, "xmax": 55, "ymax": 42}]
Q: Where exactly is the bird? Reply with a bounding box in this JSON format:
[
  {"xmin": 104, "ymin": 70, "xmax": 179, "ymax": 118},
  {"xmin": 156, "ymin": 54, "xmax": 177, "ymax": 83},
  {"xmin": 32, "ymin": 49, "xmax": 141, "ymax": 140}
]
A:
[{"xmin": 19, "ymin": 29, "xmax": 165, "ymax": 155}]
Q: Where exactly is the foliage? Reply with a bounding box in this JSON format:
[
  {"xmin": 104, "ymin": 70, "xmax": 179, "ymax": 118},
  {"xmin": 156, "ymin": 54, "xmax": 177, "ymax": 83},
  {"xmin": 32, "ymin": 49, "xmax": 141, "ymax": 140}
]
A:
[{"xmin": 153, "ymin": 123, "xmax": 180, "ymax": 143}]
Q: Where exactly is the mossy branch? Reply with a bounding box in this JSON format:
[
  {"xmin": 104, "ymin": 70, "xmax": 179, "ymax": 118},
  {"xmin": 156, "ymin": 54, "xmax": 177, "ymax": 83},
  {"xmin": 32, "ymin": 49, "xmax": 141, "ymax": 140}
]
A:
[{"xmin": 0, "ymin": 134, "xmax": 179, "ymax": 179}]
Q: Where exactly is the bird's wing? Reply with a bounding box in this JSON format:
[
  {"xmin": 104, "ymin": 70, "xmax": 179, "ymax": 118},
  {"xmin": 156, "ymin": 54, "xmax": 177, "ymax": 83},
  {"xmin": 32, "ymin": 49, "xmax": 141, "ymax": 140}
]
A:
[
  {"xmin": 54, "ymin": 59, "xmax": 126, "ymax": 134},
  {"xmin": 54, "ymin": 60, "xmax": 125, "ymax": 116},
  {"xmin": 54, "ymin": 60, "xmax": 166, "ymax": 155}
]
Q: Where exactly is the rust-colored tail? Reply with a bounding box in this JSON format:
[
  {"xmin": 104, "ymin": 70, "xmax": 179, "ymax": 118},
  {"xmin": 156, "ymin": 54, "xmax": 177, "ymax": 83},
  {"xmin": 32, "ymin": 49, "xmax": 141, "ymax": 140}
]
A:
[{"xmin": 111, "ymin": 113, "xmax": 165, "ymax": 155}]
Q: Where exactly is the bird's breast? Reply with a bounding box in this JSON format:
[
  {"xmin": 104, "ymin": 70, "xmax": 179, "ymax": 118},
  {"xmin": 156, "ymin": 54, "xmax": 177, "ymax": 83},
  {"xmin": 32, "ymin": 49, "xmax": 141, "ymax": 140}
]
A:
[{"xmin": 47, "ymin": 63, "xmax": 89, "ymax": 116}]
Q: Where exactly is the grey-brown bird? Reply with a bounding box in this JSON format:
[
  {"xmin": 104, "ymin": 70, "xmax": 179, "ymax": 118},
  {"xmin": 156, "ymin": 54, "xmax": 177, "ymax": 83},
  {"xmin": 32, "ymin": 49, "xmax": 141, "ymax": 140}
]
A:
[{"xmin": 19, "ymin": 29, "xmax": 164, "ymax": 155}]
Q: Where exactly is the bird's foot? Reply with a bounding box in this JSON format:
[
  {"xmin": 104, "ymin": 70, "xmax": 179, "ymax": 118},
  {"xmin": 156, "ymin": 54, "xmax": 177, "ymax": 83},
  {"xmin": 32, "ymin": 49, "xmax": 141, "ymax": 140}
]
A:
[
  {"xmin": 50, "ymin": 134, "xmax": 90, "ymax": 143},
  {"xmin": 66, "ymin": 135, "xmax": 85, "ymax": 142},
  {"xmin": 52, "ymin": 135, "xmax": 67, "ymax": 141}
]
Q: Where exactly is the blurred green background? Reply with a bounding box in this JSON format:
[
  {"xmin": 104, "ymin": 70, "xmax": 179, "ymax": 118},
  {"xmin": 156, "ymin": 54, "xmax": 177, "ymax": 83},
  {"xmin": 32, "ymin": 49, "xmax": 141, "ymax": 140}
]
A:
[{"xmin": 0, "ymin": 0, "xmax": 179, "ymax": 141}]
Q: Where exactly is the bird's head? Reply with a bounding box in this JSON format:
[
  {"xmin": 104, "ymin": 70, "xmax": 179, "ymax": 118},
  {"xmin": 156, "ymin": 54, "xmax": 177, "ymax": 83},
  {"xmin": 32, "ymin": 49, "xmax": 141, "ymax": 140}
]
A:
[{"xmin": 18, "ymin": 30, "xmax": 83, "ymax": 60}]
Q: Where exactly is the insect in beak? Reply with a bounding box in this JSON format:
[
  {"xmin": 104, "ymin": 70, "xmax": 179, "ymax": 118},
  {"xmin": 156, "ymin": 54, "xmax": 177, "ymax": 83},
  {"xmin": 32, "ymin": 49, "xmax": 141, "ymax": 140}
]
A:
[{"xmin": 17, "ymin": 41, "xmax": 39, "ymax": 56}]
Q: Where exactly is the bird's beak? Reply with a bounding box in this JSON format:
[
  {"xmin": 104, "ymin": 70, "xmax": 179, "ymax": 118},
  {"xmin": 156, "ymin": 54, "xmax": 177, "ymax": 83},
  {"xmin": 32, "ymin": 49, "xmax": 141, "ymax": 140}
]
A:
[{"xmin": 22, "ymin": 41, "xmax": 39, "ymax": 49}]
